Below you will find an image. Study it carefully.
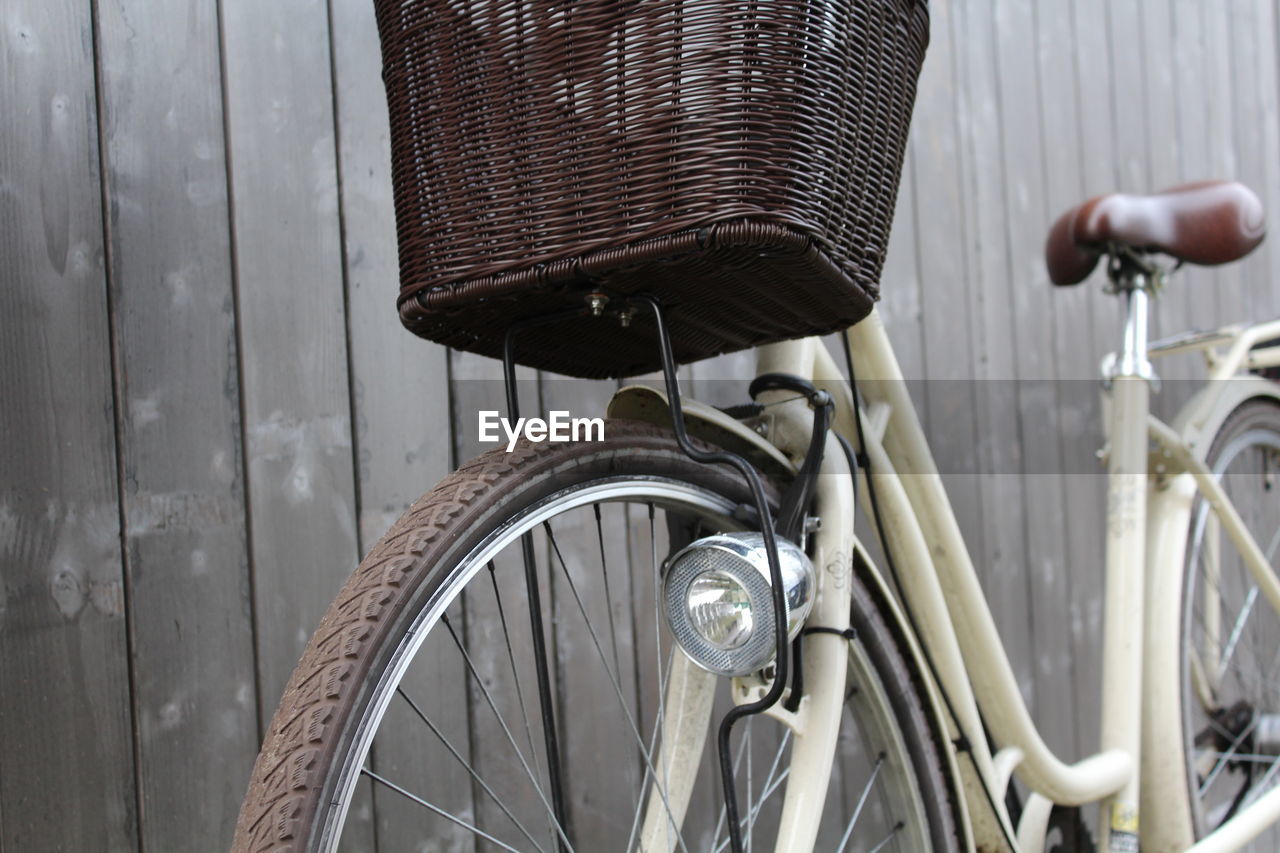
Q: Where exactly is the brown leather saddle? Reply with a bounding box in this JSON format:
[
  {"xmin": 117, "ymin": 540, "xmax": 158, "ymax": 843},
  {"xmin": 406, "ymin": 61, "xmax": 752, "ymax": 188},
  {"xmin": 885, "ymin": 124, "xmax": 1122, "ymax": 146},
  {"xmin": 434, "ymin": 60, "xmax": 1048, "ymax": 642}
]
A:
[{"xmin": 1044, "ymin": 180, "xmax": 1266, "ymax": 285}]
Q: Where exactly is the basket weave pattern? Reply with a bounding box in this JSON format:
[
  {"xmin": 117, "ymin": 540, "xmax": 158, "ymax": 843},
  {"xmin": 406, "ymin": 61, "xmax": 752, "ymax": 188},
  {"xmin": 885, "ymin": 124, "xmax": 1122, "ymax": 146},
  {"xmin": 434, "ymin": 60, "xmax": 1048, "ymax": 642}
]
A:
[{"xmin": 375, "ymin": 0, "xmax": 930, "ymax": 377}]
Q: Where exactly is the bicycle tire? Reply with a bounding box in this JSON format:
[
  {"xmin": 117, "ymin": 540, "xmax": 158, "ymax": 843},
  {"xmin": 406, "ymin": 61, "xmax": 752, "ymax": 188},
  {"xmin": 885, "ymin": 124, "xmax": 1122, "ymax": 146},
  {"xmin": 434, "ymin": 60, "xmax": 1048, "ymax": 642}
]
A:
[
  {"xmin": 1178, "ymin": 397, "xmax": 1280, "ymax": 847},
  {"xmin": 233, "ymin": 420, "xmax": 959, "ymax": 852}
]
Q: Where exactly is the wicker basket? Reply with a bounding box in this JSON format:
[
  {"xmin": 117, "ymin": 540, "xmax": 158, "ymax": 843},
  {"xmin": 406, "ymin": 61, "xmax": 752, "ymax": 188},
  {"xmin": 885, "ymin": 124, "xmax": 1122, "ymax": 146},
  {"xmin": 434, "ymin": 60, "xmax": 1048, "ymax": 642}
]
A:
[{"xmin": 375, "ymin": 0, "xmax": 930, "ymax": 378}]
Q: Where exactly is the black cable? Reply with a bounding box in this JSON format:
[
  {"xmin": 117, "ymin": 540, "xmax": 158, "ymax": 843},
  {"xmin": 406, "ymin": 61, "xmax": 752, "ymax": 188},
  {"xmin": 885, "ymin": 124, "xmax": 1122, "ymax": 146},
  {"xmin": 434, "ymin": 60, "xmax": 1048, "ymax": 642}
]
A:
[
  {"xmin": 633, "ymin": 295, "xmax": 788, "ymax": 853},
  {"xmin": 783, "ymin": 639, "xmax": 804, "ymax": 713}
]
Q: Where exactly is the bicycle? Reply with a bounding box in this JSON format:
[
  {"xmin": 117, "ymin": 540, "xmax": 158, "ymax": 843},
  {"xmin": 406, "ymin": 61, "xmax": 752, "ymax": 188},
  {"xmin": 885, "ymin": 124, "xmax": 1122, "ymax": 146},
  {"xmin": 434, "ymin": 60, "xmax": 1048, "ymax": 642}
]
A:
[
  {"xmin": 233, "ymin": 3, "xmax": 1280, "ymax": 852},
  {"xmin": 232, "ymin": 176, "xmax": 1280, "ymax": 852}
]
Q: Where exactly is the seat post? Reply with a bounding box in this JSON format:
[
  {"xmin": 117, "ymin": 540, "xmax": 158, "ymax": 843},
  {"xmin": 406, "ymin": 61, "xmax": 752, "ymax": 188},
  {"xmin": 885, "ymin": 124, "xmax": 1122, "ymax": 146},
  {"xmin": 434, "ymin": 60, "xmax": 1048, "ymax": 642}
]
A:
[
  {"xmin": 1119, "ymin": 281, "xmax": 1153, "ymax": 379},
  {"xmin": 1111, "ymin": 263, "xmax": 1158, "ymax": 386},
  {"xmin": 1098, "ymin": 261, "xmax": 1156, "ymax": 852}
]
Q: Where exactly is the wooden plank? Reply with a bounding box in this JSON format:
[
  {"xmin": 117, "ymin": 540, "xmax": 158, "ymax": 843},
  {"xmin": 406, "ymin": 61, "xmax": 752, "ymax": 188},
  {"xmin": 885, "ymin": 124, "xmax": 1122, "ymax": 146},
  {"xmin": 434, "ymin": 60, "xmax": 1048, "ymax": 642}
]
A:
[
  {"xmin": 1062, "ymin": 0, "xmax": 1118, "ymax": 760},
  {"xmin": 1228, "ymin": 0, "xmax": 1264, "ymax": 324},
  {"xmin": 92, "ymin": 0, "xmax": 259, "ymax": 848},
  {"xmin": 0, "ymin": 0, "xmax": 138, "ymax": 848},
  {"xmin": 217, "ymin": 0, "xmax": 372, "ymax": 847},
  {"xmin": 1034, "ymin": 0, "xmax": 1103, "ymax": 765},
  {"xmin": 876, "ymin": 157, "xmax": 927, "ymax": 382},
  {"xmin": 907, "ymin": 0, "xmax": 988, "ymax": 579},
  {"xmin": 1202, "ymin": 1, "xmax": 1247, "ymax": 327},
  {"xmin": 689, "ymin": 351, "xmax": 758, "ymax": 410},
  {"xmin": 1250, "ymin": 0, "xmax": 1280, "ymax": 322},
  {"xmin": 990, "ymin": 0, "xmax": 1074, "ymax": 760},
  {"xmin": 1229, "ymin": 0, "xmax": 1279, "ymax": 324},
  {"xmin": 950, "ymin": 0, "xmax": 1036, "ymax": 720},
  {"xmin": 1170, "ymin": 0, "xmax": 1222, "ymax": 339},
  {"xmin": 1107, "ymin": 0, "xmax": 1151, "ymax": 193},
  {"xmin": 1139, "ymin": 0, "xmax": 1196, "ymax": 394},
  {"xmin": 327, "ymin": 0, "xmax": 453, "ymax": 552},
  {"xmin": 220, "ymin": 0, "xmax": 355, "ymax": 731},
  {"xmin": 1105, "ymin": 0, "xmax": 1156, "ymax": 354},
  {"xmin": 323, "ymin": 1, "xmax": 472, "ymax": 849},
  {"xmin": 1142, "ymin": 0, "xmax": 1204, "ymax": 399}
]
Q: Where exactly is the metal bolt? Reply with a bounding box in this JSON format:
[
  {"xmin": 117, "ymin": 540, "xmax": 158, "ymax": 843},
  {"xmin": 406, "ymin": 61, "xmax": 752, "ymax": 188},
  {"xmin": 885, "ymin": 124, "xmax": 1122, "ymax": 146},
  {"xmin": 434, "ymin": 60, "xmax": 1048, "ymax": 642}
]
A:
[
  {"xmin": 618, "ymin": 309, "xmax": 633, "ymax": 328},
  {"xmin": 587, "ymin": 292, "xmax": 609, "ymax": 317}
]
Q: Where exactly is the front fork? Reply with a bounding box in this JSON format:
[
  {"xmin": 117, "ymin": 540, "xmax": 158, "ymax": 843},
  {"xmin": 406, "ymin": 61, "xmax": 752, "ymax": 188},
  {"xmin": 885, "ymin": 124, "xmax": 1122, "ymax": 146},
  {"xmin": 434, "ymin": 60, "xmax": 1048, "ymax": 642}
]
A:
[
  {"xmin": 733, "ymin": 430, "xmax": 857, "ymax": 852},
  {"xmin": 751, "ymin": 342, "xmax": 859, "ymax": 851},
  {"xmin": 636, "ymin": 347, "xmax": 857, "ymax": 853}
]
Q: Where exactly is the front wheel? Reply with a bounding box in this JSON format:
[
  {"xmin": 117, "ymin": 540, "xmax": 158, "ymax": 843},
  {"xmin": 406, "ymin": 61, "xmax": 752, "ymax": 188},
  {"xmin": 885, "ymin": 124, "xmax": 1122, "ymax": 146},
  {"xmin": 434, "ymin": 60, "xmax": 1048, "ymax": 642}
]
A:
[{"xmin": 234, "ymin": 420, "xmax": 959, "ymax": 852}]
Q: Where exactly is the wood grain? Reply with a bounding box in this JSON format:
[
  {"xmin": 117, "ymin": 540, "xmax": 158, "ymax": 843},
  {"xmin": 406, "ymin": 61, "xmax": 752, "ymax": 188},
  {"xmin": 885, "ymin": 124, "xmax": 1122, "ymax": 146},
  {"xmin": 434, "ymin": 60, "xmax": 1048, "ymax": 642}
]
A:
[
  {"xmin": 217, "ymin": 0, "xmax": 372, "ymax": 847},
  {"xmin": 93, "ymin": 1, "xmax": 260, "ymax": 848},
  {"xmin": 0, "ymin": 0, "xmax": 137, "ymax": 848}
]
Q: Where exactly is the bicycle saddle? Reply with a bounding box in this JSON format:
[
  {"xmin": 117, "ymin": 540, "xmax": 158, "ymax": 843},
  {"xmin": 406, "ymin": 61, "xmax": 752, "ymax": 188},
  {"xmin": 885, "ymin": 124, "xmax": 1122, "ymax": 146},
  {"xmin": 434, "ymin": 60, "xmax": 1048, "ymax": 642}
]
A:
[{"xmin": 1044, "ymin": 180, "xmax": 1265, "ymax": 285}]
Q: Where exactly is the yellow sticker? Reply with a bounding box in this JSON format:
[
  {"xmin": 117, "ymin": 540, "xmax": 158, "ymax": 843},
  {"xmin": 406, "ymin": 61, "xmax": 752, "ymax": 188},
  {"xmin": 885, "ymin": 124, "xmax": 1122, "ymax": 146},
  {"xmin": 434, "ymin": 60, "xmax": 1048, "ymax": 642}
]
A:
[{"xmin": 1110, "ymin": 802, "xmax": 1139, "ymax": 834}]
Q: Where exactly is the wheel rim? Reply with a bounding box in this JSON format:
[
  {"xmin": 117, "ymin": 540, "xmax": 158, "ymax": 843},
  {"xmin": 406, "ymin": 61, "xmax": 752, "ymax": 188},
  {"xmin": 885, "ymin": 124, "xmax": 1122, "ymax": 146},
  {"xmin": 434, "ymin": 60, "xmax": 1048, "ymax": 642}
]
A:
[
  {"xmin": 314, "ymin": 475, "xmax": 934, "ymax": 852},
  {"xmin": 1182, "ymin": 427, "xmax": 1280, "ymax": 837}
]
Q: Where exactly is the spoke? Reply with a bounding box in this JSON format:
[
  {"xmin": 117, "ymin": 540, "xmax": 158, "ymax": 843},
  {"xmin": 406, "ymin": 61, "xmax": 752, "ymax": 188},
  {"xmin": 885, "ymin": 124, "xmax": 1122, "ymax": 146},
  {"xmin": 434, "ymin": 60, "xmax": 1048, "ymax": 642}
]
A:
[
  {"xmin": 441, "ymin": 614, "xmax": 575, "ymax": 851},
  {"xmin": 594, "ymin": 504, "xmax": 626, "ymax": 687},
  {"xmin": 1200, "ymin": 715, "xmax": 1259, "ymax": 797},
  {"xmin": 1263, "ymin": 642, "xmax": 1280, "ymax": 686},
  {"xmin": 709, "ymin": 767, "xmax": 791, "ymax": 853},
  {"xmin": 1199, "ymin": 751, "xmax": 1280, "ymax": 765},
  {"xmin": 1204, "ymin": 653, "xmax": 1277, "ymax": 699},
  {"xmin": 625, "ymin": 645, "xmax": 678, "ymax": 853},
  {"xmin": 489, "ymin": 561, "xmax": 545, "ymax": 782},
  {"xmin": 866, "ymin": 822, "xmax": 905, "ymax": 853},
  {"xmin": 1263, "ymin": 521, "xmax": 1280, "ymax": 563},
  {"xmin": 518, "ymin": 531, "xmax": 572, "ymax": 850},
  {"xmin": 1204, "ymin": 714, "xmax": 1243, "ymax": 743},
  {"xmin": 764, "ymin": 730, "xmax": 792, "ymax": 787},
  {"xmin": 650, "ymin": 504, "xmax": 665, "ymax": 748},
  {"xmin": 395, "ymin": 688, "xmax": 548, "ymax": 853},
  {"xmin": 544, "ymin": 521, "xmax": 631, "ymax": 701},
  {"xmin": 1216, "ymin": 585, "xmax": 1260, "ymax": 682},
  {"xmin": 544, "ymin": 521, "xmax": 691, "ymax": 853},
  {"xmin": 646, "ymin": 503, "xmax": 684, "ymax": 848},
  {"xmin": 362, "ymin": 767, "xmax": 524, "ymax": 853},
  {"xmin": 835, "ymin": 754, "xmax": 885, "ymax": 853},
  {"xmin": 716, "ymin": 728, "xmax": 791, "ymax": 853},
  {"xmin": 1241, "ymin": 755, "xmax": 1280, "ymax": 809}
]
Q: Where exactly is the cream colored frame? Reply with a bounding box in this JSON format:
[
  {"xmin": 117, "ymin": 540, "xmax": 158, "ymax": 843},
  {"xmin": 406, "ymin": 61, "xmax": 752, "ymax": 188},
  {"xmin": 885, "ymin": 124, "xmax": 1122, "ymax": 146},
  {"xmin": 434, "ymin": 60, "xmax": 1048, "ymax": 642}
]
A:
[{"xmin": 728, "ymin": 309, "xmax": 1280, "ymax": 853}]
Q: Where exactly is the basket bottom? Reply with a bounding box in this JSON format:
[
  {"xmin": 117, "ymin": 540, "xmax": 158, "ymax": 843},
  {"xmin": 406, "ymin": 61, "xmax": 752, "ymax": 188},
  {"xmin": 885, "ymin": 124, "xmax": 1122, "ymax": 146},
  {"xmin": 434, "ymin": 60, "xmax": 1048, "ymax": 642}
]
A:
[{"xmin": 397, "ymin": 220, "xmax": 876, "ymax": 379}]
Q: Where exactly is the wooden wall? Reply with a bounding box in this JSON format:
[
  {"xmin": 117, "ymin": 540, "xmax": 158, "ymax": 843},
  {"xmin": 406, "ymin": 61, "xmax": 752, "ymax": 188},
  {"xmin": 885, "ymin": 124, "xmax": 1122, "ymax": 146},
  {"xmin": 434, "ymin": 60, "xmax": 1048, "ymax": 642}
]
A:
[{"xmin": 2, "ymin": 0, "xmax": 1278, "ymax": 848}]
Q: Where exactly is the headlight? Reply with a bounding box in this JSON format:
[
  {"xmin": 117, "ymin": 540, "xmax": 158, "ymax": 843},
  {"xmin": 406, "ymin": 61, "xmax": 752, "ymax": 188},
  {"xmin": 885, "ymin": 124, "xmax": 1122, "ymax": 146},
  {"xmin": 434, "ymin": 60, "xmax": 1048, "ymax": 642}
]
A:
[{"xmin": 662, "ymin": 532, "xmax": 815, "ymax": 677}]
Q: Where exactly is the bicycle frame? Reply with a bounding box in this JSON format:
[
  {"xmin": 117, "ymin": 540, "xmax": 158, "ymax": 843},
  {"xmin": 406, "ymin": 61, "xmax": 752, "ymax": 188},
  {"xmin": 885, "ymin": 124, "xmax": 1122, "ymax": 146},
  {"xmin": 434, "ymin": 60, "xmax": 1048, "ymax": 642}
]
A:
[{"xmin": 670, "ymin": 305, "xmax": 1280, "ymax": 852}]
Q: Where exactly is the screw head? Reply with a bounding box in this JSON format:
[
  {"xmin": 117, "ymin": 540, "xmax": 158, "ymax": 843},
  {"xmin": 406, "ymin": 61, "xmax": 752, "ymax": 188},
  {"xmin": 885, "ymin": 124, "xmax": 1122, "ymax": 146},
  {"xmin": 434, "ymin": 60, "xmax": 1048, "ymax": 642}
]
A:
[{"xmin": 586, "ymin": 292, "xmax": 609, "ymax": 317}]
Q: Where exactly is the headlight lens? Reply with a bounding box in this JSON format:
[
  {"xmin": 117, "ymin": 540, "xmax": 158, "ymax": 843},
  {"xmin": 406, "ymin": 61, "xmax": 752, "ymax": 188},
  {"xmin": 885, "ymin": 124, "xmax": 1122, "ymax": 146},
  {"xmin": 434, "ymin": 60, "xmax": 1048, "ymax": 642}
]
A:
[{"xmin": 686, "ymin": 570, "xmax": 755, "ymax": 650}]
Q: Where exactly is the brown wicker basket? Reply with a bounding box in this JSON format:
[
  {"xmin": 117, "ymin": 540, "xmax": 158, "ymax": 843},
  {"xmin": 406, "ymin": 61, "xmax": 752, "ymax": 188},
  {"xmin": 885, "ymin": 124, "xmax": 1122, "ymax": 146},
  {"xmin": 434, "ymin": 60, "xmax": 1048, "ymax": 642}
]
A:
[{"xmin": 374, "ymin": 0, "xmax": 930, "ymax": 378}]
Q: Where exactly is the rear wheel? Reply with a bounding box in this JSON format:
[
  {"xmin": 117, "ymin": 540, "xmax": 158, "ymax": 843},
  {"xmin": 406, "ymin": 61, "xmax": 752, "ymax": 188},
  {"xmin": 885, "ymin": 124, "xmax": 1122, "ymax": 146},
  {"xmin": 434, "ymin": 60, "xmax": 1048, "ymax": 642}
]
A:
[
  {"xmin": 1181, "ymin": 399, "xmax": 1280, "ymax": 846},
  {"xmin": 234, "ymin": 420, "xmax": 959, "ymax": 852}
]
